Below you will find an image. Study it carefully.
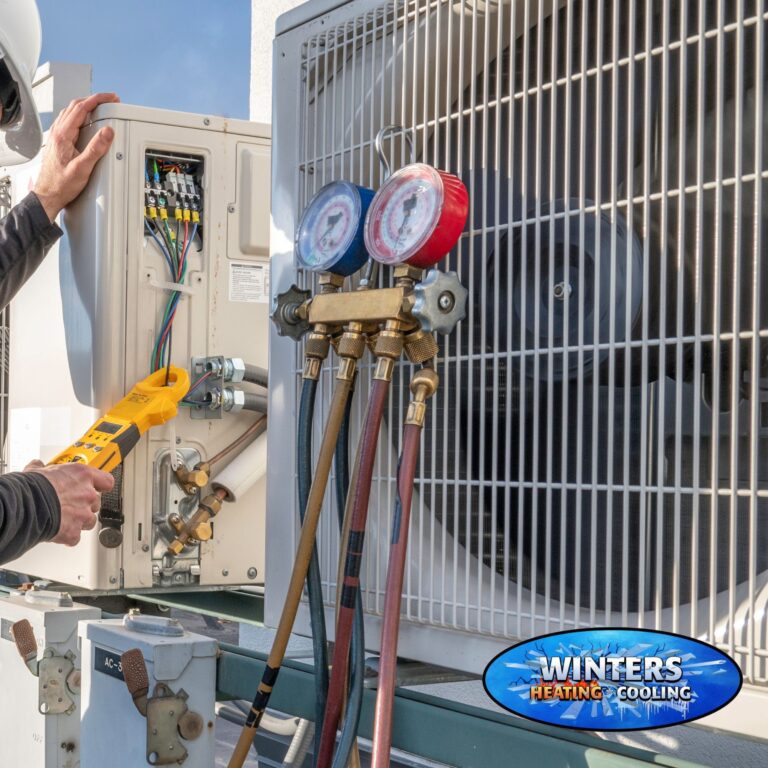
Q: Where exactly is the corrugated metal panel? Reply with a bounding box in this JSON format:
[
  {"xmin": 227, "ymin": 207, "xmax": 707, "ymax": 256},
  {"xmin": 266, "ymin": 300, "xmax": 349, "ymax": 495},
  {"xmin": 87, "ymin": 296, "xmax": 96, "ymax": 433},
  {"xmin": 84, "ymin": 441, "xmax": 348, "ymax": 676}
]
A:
[{"xmin": 270, "ymin": 0, "xmax": 768, "ymax": 696}]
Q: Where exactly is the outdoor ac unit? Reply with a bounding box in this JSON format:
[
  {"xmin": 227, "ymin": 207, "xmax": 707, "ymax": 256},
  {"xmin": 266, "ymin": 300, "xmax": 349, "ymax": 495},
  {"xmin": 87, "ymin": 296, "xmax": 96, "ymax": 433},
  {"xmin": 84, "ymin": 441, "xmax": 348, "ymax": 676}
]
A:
[
  {"xmin": 269, "ymin": 0, "xmax": 768, "ymax": 740},
  {"xmin": 2, "ymin": 104, "xmax": 271, "ymax": 591}
]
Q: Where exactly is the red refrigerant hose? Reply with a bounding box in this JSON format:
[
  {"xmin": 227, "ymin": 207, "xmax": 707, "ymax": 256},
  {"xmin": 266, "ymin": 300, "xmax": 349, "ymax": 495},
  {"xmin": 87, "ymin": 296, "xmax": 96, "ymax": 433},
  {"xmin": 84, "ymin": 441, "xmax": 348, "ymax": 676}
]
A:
[
  {"xmin": 370, "ymin": 367, "xmax": 438, "ymax": 768},
  {"xmin": 315, "ymin": 376, "xmax": 391, "ymax": 768}
]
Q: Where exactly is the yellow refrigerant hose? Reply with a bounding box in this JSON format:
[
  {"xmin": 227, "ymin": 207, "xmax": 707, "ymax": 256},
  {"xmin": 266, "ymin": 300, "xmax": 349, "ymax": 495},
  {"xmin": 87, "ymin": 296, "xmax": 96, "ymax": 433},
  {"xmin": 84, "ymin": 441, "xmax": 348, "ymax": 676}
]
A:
[{"xmin": 228, "ymin": 359, "xmax": 357, "ymax": 768}]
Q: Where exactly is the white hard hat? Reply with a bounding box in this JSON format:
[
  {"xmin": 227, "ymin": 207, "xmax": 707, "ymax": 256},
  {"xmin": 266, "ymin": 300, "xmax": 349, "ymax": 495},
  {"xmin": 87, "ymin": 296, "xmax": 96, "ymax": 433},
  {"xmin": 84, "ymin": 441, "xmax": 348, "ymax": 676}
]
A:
[{"xmin": 0, "ymin": 0, "xmax": 42, "ymax": 165}]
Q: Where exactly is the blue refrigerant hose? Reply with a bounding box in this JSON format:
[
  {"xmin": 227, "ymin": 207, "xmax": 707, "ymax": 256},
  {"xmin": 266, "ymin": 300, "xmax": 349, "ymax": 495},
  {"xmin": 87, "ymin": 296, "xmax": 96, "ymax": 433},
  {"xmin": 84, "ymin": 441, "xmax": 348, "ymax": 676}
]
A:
[{"xmin": 297, "ymin": 376, "xmax": 329, "ymax": 757}]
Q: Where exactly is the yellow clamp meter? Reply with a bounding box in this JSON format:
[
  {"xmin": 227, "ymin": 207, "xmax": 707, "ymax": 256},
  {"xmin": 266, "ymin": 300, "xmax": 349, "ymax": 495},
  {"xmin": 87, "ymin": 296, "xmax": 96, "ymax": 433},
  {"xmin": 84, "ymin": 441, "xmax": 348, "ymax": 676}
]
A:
[{"xmin": 49, "ymin": 367, "xmax": 190, "ymax": 473}]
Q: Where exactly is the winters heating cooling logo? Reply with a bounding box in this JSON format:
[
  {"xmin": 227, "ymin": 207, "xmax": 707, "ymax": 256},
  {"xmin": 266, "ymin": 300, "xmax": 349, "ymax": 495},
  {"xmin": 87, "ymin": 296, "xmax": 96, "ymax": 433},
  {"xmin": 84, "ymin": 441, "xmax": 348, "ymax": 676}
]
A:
[{"xmin": 482, "ymin": 629, "xmax": 742, "ymax": 731}]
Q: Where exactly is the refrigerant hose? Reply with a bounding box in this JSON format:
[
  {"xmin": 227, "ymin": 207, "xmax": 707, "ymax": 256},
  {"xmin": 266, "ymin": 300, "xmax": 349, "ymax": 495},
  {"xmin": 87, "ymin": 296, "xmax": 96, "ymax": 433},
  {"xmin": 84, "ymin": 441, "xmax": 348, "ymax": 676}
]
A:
[
  {"xmin": 369, "ymin": 367, "xmax": 438, "ymax": 768},
  {"xmin": 228, "ymin": 369, "xmax": 357, "ymax": 768},
  {"xmin": 316, "ymin": 377, "xmax": 391, "ymax": 768},
  {"xmin": 331, "ymin": 381, "xmax": 365, "ymax": 768},
  {"xmin": 297, "ymin": 376, "xmax": 329, "ymax": 758}
]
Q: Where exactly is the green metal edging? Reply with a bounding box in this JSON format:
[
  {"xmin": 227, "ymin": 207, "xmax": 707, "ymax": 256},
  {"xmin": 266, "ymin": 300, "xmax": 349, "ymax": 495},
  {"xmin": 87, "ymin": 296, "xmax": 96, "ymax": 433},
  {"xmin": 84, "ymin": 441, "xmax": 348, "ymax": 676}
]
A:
[
  {"xmin": 216, "ymin": 644, "xmax": 704, "ymax": 768},
  {"xmin": 130, "ymin": 590, "xmax": 264, "ymax": 625}
]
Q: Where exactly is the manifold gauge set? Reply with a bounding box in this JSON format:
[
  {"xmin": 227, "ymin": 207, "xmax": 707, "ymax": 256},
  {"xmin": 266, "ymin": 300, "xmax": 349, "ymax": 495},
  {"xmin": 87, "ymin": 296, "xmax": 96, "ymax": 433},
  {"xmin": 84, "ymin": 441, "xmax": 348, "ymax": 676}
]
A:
[{"xmin": 260, "ymin": 129, "xmax": 469, "ymax": 768}]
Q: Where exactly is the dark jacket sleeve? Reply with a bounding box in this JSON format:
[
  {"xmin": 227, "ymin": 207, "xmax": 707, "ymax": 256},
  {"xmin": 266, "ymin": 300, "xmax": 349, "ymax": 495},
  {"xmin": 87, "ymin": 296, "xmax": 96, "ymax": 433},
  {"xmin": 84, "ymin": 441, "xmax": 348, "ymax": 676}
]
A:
[
  {"xmin": 0, "ymin": 472, "xmax": 61, "ymax": 565},
  {"xmin": 0, "ymin": 192, "xmax": 63, "ymax": 311}
]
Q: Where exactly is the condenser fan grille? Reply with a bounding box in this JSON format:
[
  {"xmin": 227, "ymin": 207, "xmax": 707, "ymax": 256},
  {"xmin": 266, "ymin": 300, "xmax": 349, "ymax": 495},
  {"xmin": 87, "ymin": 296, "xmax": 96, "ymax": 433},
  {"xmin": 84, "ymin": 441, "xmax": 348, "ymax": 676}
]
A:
[{"xmin": 279, "ymin": 0, "xmax": 768, "ymax": 683}]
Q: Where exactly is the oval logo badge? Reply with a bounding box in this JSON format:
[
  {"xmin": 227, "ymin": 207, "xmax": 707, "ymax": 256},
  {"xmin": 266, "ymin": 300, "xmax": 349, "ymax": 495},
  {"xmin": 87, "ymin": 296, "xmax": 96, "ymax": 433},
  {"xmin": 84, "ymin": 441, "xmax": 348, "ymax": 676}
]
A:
[{"xmin": 482, "ymin": 628, "xmax": 742, "ymax": 731}]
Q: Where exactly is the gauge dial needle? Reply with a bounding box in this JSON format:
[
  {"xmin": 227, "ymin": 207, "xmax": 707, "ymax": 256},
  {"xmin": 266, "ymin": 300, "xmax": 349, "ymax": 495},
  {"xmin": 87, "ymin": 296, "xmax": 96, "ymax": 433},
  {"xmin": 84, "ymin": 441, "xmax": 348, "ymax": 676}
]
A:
[
  {"xmin": 319, "ymin": 212, "xmax": 343, "ymax": 248},
  {"xmin": 393, "ymin": 193, "xmax": 418, "ymax": 255}
]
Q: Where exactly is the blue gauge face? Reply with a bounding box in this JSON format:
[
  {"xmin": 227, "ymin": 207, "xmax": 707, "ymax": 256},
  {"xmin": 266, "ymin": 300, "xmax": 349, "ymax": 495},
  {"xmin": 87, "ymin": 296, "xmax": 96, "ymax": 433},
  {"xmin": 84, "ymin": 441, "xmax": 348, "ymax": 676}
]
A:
[{"xmin": 295, "ymin": 181, "xmax": 372, "ymax": 276}]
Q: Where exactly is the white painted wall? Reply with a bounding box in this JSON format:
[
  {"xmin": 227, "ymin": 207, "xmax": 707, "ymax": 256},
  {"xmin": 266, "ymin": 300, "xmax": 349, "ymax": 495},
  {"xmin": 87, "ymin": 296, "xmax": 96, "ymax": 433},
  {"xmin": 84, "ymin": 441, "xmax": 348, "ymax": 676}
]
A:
[{"xmin": 250, "ymin": 0, "xmax": 306, "ymax": 123}]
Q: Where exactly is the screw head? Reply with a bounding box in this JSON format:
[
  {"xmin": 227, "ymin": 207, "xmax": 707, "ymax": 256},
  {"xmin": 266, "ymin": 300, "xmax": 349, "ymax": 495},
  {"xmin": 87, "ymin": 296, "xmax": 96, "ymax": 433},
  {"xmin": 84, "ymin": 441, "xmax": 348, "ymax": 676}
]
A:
[
  {"xmin": 109, "ymin": 576, "xmax": 117, "ymax": 584},
  {"xmin": 142, "ymin": 544, "xmax": 150, "ymax": 552},
  {"xmin": 222, "ymin": 569, "xmax": 229, "ymax": 577},
  {"xmin": 227, "ymin": 204, "xmax": 236, "ymax": 213},
  {"xmin": 247, "ymin": 567, "xmax": 257, "ymax": 579},
  {"xmin": 438, "ymin": 291, "xmax": 455, "ymax": 312},
  {"xmin": 115, "ymin": 152, "xmax": 123, "ymax": 160},
  {"xmin": 203, "ymin": 117, "xmax": 211, "ymax": 126}
]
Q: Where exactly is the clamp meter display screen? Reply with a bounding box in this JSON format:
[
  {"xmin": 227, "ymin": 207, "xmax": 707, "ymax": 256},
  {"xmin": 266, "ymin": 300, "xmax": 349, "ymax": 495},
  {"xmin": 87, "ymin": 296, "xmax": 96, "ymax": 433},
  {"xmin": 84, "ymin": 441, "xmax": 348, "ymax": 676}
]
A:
[
  {"xmin": 94, "ymin": 421, "xmax": 122, "ymax": 435},
  {"xmin": 295, "ymin": 181, "xmax": 372, "ymax": 276},
  {"xmin": 364, "ymin": 164, "xmax": 443, "ymax": 265}
]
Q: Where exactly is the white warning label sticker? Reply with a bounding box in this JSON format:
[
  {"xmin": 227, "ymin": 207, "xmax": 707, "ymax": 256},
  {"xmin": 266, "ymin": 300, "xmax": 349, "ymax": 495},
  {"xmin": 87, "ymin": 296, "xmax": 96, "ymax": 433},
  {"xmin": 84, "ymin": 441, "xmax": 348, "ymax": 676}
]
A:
[{"xmin": 229, "ymin": 261, "xmax": 270, "ymax": 303}]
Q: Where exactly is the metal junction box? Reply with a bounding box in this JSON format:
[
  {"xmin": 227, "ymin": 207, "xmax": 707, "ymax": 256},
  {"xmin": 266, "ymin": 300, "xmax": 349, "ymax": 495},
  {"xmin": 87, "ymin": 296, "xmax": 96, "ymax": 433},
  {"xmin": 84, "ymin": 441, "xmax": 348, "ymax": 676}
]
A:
[
  {"xmin": 0, "ymin": 590, "xmax": 100, "ymax": 767},
  {"xmin": 2, "ymin": 104, "xmax": 271, "ymax": 591},
  {"xmin": 79, "ymin": 615, "xmax": 217, "ymax": 768}
]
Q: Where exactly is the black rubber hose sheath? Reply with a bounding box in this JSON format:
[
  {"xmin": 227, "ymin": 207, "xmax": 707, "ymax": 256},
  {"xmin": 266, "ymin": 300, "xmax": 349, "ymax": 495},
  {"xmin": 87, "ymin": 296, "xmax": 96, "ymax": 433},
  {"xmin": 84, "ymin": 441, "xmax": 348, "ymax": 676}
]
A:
[
  {"xmin": 331, "ymin": 381, "xmax": 364, "ymax": 768},
  {"xmin": 242, "ymin": 363, "xmax": 269, "ymax": 388},
  {"xmin": 297, "ymin": 377, "xmax": 330, "ymax": 758}
]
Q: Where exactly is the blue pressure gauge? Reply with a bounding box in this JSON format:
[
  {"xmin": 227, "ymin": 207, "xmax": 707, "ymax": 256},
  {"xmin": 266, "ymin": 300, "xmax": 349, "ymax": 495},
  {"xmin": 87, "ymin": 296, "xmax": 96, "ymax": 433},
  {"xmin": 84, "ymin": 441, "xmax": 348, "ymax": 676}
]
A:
[{"xmin": 295, "ymin": 181, "xmax": 374, "ymax": 276}]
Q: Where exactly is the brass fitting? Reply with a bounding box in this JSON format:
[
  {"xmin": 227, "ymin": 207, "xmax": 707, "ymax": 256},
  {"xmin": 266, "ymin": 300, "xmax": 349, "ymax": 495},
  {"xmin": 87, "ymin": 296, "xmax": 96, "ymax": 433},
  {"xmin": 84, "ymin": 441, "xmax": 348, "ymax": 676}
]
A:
[
  {"xmin": 403, "ymin": 329, "xmax": 439, "ymax": 364},
  {"xmin": 336, "ymin": 321, "xmax": 367, "ymax": 360},
  {"xmin": 373, "ymin": 319, "xmax": 405, "ymax": 382},
  {"xmin": 174, "ymin": 462, "xmax": 210, "ymax": 496},
  {"xmin": 405, "ymin": 367, "xmax": 440, "ymax": 427},
  {"xmin": 166, "ymin": 492, "xmax": 225, "ymax": 556},
  {"xmin": 303, "ymin": 323, "xmax": 332, "ymax": 380},
  {"xmin": 318, "ymin": 273, "xmax": 345, "ymax": 292},
  {"xmin": 393, "ymin": 264, "xmax": 424, "ymax": 286}
]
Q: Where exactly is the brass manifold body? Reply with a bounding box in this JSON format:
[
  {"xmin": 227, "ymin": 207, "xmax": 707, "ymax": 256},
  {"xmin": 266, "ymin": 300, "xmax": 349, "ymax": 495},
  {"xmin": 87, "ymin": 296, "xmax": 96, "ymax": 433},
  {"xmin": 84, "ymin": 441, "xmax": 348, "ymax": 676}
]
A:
[{"xmin": 272, "ymin": 264, "xmax": 469, "ymax": 375}]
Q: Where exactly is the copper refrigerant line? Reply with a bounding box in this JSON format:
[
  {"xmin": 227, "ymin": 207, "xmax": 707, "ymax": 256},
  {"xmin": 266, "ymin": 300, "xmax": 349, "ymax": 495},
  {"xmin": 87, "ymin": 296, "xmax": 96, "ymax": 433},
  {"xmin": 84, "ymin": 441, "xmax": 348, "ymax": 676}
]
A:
[{"xmin": 166, "ymin": 415, "xmax": 267, "ymax": 555}]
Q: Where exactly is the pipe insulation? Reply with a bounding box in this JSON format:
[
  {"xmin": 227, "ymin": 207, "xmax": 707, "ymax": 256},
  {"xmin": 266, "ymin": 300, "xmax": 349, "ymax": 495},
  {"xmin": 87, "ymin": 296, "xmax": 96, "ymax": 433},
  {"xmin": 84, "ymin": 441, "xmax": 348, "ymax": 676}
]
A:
[{"xmin": 212, "ymin": 434, "xmax": 267, "ymax": 502}]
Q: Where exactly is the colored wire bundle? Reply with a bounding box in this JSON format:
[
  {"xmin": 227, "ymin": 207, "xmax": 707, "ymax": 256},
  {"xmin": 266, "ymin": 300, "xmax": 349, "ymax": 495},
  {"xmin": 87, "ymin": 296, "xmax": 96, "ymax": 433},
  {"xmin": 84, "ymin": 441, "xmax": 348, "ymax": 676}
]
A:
[
  {"xmin": 145, "ymin": 158, "xmax": 199, "ymax": 373},
  {"xmin": 149, "ymin": 219, "xmax": 197, "ymax": 372}
]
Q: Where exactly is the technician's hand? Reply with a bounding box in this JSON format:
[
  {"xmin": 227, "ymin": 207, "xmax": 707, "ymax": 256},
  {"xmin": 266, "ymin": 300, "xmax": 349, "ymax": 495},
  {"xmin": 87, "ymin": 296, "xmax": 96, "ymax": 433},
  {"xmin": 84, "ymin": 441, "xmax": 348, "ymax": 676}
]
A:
[
  {"xmin": 24, "ymin": 460, "xmax": 115, "ymax": 546},
  {"xmin": 33, "ymin": 92, "xmax": 120, "ymax": 222}
]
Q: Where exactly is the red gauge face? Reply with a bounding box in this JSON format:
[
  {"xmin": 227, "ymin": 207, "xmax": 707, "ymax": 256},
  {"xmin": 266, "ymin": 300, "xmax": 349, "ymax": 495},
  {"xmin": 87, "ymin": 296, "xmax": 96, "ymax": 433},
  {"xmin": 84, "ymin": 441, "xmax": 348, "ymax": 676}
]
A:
[{"xmin": 365, "ymin": 163, "xmax": 468, "ymax": 269}]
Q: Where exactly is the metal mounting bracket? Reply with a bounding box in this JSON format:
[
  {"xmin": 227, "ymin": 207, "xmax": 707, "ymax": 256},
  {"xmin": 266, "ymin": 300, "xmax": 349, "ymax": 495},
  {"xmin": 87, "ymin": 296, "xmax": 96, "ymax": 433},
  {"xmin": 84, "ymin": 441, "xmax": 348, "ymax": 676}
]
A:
[{"xmin": 38, "ymin": 649, "xmax": 78, "ymax": 716}]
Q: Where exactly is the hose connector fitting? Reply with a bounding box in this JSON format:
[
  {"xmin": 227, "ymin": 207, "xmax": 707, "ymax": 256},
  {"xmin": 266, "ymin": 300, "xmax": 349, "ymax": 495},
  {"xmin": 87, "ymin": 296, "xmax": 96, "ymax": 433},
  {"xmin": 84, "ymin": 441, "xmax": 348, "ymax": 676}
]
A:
[
  {"xmin": 304, "ymin": 323, "xmax": 332, "ymax": 380},
  {"xmin": 405, "ymin": 368, "xmax": 439, "ymax": 427},
  {"xmin": 403, "ymin": 329, "xmax": 439, "ymax": 364},
  {"xmin": 336, "ymin": 321, "xmax": 366, "ymax": 361},
  {"xmin": 373, "ymin": 319, "xmax": 405, "ymax": 381}
]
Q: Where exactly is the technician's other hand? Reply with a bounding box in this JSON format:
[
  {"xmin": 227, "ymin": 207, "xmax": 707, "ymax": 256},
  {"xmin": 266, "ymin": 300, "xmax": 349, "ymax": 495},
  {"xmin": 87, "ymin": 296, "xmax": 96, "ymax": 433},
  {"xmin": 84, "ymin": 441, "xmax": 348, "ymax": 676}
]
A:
[
  {"xmin": 33, "ymin": 92, "xmax": 120, "ymax": 222},
  {"xmin": 24, "ymin": 460, "xmax": 115, "ymax": 546}
]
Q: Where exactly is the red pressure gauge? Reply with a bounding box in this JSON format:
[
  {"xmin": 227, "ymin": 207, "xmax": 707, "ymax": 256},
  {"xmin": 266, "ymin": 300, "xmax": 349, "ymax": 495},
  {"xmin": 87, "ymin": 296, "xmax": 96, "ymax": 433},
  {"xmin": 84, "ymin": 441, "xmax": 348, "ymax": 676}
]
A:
[{"xmin": 364, "ymin": 163, "xmax": 468, "ymax": 268}]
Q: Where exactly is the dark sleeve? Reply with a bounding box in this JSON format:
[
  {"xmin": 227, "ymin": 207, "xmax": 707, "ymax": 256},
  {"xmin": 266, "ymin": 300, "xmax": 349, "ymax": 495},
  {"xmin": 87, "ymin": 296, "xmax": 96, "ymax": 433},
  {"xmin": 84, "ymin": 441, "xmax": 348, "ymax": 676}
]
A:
[
  {"xmin": 0, "ymin": 472, "xmax": 61, "ymax": 565},
  {"xmin": 0, "ymin": 192, "xmax": 63, "ymax": 311}
]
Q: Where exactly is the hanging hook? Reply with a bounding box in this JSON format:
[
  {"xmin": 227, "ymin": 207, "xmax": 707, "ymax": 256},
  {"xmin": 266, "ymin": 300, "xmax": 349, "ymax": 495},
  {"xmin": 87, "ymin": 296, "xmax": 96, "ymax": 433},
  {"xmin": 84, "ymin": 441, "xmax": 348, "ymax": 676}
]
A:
[
  {"xmin": 359, "ymin": 126, "xmax": 416, "ymax": 290},
  {"xmin": 374, "ymin": 125, "xmax": 416, "ymax": 181}
]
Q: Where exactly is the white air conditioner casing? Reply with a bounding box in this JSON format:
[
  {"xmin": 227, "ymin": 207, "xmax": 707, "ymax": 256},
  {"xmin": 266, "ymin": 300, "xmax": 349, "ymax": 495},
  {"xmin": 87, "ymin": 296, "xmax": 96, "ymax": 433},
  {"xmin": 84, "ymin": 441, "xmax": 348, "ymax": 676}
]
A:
[
  {"xmin": 268, "ymin": 0, "xmax": 768, "ymax": 741},
  {"xmin": 2, "ymin": 104, "xmax": 271, "ymax": 590},
  {"xmin": 0, "ymin": 590, "xmax": 100, "ymax": 767},
  {"xmin": 79, "ymin": 615, "xmax": 216, "ymax": 768}
]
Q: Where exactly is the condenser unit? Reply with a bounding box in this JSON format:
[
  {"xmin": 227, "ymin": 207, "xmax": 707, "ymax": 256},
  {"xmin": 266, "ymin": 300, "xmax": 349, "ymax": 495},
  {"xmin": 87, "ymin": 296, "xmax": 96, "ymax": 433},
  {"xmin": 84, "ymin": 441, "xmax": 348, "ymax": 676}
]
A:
[
  {"xmin": 2, "ymin": 103, "xmax": 271, "ymax": 591},
  {"xmin": 269, "ymin": 0, "xmax": 768, "ymax": 739}
]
